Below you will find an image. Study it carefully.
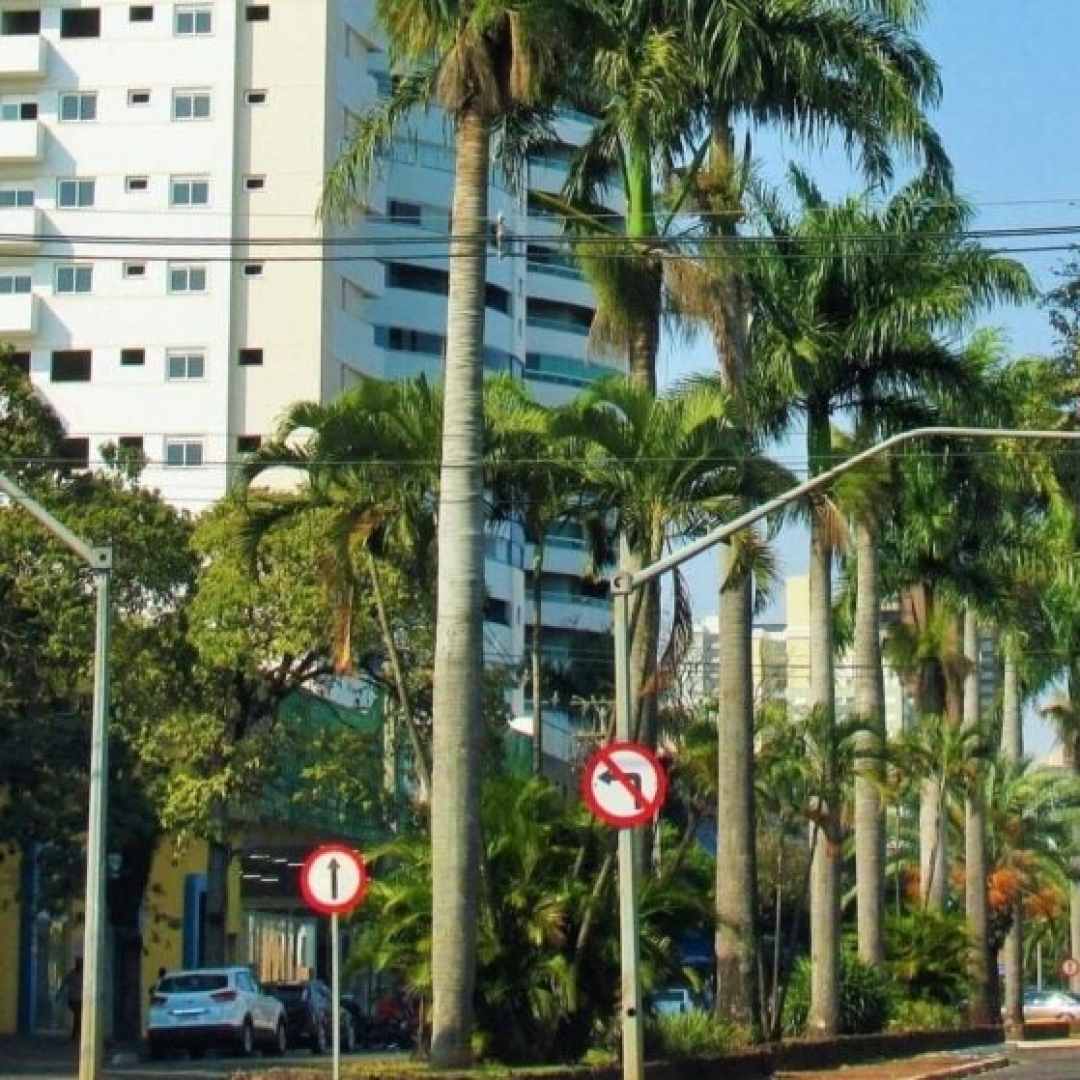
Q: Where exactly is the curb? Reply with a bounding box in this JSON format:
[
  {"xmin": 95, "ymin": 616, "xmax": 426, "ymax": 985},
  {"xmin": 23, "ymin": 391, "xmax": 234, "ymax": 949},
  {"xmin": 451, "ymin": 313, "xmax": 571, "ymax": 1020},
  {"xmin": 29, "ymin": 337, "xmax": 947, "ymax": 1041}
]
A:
[{"xmin": 897, "ymin": 1055, "xmax": 1011, "ymax": 1080}]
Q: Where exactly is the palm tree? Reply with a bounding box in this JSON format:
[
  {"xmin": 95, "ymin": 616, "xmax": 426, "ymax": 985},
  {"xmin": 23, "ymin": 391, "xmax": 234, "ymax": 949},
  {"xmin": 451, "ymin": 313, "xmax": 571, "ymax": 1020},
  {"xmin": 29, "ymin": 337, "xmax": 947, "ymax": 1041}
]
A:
[
  {"xmin": 553, "ymin": 375, "xmax": 791, "ymax": 745},
  {"xmin": 323, "ymin": 4, "xmax": 592, "ymax": 1062},
  {"xmin": 242, "ymin": 376, "xmax": 442, "ymax": 801}
]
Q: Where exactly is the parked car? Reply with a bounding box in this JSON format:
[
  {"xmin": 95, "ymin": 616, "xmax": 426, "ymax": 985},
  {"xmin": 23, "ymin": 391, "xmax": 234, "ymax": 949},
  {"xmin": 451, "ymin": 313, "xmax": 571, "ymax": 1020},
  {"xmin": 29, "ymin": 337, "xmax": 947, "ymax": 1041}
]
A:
[
  {"xmin": 341, "ymin": 994, "xmax": 416, "ymax": 1050},
  {"xmin": 264, "ymin": 978, "xmax": 356, "ymax": 1053},
  {"xmin": 646, "ymin": 986, "xmax": 708, "ymax": 1017},
  {"xmin": 1019, "ymin": 988, "xmax": 1080, "ymax": 1023},
  {"xmin": 147, "ymin": 966, "xmax": 287, "ymax": 1060}
]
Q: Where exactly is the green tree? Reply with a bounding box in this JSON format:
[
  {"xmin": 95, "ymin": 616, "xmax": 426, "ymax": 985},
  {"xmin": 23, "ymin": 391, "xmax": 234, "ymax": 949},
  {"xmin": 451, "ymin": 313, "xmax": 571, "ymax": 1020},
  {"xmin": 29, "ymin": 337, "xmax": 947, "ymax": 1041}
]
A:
[{"xmin": 323, "ymin": 3, "xmax": 593, "ymax": 1060}]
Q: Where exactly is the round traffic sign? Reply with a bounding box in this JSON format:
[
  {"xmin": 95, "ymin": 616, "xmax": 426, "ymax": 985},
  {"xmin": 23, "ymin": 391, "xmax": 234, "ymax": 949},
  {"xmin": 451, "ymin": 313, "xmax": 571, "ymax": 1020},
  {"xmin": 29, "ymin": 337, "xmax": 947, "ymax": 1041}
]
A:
[
  {"xmin": 581, "ymin": 741, "xmax": 668, "ymax": 828},
  {"xmin": 299, "ymin": 844, "xmax": 369, "ymax": 915}
]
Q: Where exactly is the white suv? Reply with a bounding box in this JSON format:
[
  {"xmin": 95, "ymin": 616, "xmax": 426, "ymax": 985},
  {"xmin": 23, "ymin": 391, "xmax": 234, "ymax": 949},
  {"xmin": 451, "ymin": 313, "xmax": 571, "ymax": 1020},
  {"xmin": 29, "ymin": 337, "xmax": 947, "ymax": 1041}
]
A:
[{"xmin": 148, "ymin": 966, "xmax": 287, "ymax": 1060}]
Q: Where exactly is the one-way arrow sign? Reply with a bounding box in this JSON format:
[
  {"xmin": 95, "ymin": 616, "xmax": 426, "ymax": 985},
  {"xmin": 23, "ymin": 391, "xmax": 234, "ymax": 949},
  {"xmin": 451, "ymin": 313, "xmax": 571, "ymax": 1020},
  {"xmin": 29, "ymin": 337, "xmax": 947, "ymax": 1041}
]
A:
[{"xmin": 300, "ymin": 844, "xmax": 369, "ymax": 915}]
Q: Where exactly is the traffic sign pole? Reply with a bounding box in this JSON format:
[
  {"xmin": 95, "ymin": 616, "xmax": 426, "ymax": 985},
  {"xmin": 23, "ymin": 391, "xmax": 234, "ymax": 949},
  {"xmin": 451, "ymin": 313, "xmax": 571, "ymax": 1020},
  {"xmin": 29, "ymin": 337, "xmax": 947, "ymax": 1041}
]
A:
[
  {"xmin": 612, "ymin": 580, "xmax": 643, "ymax": 1080},
  {"xmin": 331, "ymin": 912, "xmax": 341, "ymax": 1080}
]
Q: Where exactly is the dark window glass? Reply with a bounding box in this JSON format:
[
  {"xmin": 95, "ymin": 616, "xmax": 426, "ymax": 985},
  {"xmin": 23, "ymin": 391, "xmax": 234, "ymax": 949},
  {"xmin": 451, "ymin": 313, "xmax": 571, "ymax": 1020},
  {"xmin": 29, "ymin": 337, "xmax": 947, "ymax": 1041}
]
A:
[
  {"xmin": 2, "ymin": 10, "xmax": 41, "ymax": 33},
  {"xmin": 237, "ymin": 435, "xmax": 261, "ymax": 454},
  {"xmin": 129, "ymin": 5, "xmax": 153, "ymax": 21},
  {"xmin": 60, "ymin": 8, "xmax": 101, "ymax": 37},
  {"xmin": 385, "ymin": 262, "xmax": 447, "ymax": 295},
  {"xmin": 120, "ymin": 347, "xmax": 145, "ymax": 366},
  {"xmin": 245, "ymin": 4, "xmax": 269, "ymax": 21},
  {"xmin": 58, "ymin": 436, "xmax": 90, "ymax": 467},
  {"xmin": 485, "ymin": 283, "xmax": 511, "ymax": 314},
  {"xmin": 117, "ymin": 435, "xmax": 144, "ymax": 450},
  {"xmin": 245, "ymin": 90, "xmax": 267, "ymax": 105},
  {"xmin": 8, "ymin": 351, "xmax": 30, "ymax": 375},
  {"xmin": 238, "ymin": 348, "xmax": 263, "ymax": 366},
  {"xmin": 386, "ymin": 199, "xmax": 421, "ymax": 226},
  {"xmin": 51, "ymin": 349, "xmax": 91, "ymax": 382}
]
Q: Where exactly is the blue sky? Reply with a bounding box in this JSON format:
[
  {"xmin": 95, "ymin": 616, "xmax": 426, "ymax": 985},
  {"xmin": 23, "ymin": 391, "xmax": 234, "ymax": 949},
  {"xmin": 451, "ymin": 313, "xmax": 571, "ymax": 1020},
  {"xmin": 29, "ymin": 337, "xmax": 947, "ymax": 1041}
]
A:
[{"xmin": 663, "ymin": 3, "xmax": 1080, "ymax": 749}]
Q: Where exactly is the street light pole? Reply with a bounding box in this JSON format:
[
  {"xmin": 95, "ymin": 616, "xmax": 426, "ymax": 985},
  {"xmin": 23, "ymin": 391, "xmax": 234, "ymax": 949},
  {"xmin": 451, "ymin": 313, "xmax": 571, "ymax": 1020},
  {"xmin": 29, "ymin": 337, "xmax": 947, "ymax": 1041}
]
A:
[
  {"xmin": 0, "ymin": 470, "xmax": 112, "ymax": 1080},
  {"xmin": 610, "ymin": 424, "xmax": 1080, "ymax": 1080}
]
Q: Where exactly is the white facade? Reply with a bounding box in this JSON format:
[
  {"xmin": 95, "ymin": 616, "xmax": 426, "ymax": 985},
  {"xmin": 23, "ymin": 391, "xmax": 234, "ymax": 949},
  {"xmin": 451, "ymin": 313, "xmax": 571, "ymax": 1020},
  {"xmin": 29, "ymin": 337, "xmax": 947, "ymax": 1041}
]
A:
[{"xmin": 0, "ymin": 0, "xmax": 620, "ymax": 685}]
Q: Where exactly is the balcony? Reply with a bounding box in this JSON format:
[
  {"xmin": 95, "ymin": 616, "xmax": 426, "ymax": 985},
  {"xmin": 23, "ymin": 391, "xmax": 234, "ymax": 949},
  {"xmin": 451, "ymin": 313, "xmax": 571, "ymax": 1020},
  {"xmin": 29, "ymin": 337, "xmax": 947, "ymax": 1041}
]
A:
[
  {"xmin": 0, "ymin": 291, "xmax": 37, "ymax": 336},
  {"xmin": 0, "ymin": 119, "xmax": 41, "ymax": 161},
  {"xmin": 0, "ymin": 206, "xmax": 39, "ymax": 251},
  {"xmin": 0, "ymin": 36, "xmax": 44, "ymax": 79}
]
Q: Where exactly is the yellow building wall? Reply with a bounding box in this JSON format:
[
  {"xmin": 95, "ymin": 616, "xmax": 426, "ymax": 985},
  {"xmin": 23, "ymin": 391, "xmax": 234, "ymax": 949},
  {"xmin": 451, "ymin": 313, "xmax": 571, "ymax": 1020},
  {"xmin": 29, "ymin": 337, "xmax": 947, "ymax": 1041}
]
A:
[{"xmin": 0, "ymin": 847, "xmax": 21, "ymax": 1034}]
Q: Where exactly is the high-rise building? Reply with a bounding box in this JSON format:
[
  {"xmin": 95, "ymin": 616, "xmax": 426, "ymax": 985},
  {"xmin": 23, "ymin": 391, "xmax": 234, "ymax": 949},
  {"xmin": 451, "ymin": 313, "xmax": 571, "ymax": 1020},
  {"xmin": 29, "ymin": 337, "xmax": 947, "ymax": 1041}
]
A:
[{"xmin": 0, "ymin": 0, "xmax": 619, "ymax": 695}]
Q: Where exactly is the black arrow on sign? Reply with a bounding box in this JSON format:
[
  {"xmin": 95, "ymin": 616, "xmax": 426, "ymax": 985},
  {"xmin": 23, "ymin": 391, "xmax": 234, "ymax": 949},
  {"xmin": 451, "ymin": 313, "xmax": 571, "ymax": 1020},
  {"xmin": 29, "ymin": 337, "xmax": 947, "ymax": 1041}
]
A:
[
  {"xmin": 600, "ymin": 769, "xmax": 641, "ymax": 791},
  {"xmin": 328, "ymin": 858, "xmax": 340, "ymax": 900}
]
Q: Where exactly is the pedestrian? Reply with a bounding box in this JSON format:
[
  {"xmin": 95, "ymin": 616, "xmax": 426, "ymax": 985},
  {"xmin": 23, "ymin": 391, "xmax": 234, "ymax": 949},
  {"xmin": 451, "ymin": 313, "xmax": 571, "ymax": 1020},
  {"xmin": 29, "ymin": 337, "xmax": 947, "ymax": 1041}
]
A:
[{"xmin": 62, "ymin": 958, "xmax": 83, "ymax": 1041}]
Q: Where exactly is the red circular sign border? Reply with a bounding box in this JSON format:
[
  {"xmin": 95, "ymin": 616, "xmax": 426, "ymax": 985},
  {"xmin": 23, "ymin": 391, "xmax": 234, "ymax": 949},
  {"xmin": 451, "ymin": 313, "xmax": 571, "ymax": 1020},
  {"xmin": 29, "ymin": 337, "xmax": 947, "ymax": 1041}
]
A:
[
  {"xmin": 299, "ymin": 843, "xmax": 369, "ymax": 916},
  {"xmin": 581, "ymin": 741, "xmax": 668, "ymax": 828}
]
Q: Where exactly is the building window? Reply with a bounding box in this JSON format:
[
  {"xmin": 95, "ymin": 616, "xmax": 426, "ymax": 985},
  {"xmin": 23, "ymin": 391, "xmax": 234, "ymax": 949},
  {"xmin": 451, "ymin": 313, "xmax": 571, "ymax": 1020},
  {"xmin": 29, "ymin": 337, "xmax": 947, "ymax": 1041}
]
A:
[
  {"xmin": 125, "ymin": 175, "xmax": 149, "ymax": 192},
  {"xmin": 0, "ymin": 272, "xmax": 32, "ymax": 294},
  {"xmin": 386, "ymin": 262, "xmax": 448, "ymax": 295},
  {"xmin": 168, "ymin": 262, "xmax": 207, "ymax": 293},
  {"xmin": 123, "ymin": 262, "xmax": 146, "ymax": 278},
  {"xmin": 237, "ymin": 435, "xmax": 261, "ymax": 454},
  {"xmin": 120, "ymin": 348, "xmax": 145, "ymax": 366},
  {"xmin": 55, "ymin": 265, "xmax": 92, "ymax": 294},
  {"xmin": 1, "ymin": 11, "xmax": 41, "ymax": 33},
  {"xmin": 242, "ymin": 263, "xmax": 263, "ymax": 278},
  {"xmin": 164, "ymin": 438, "xmax": 204, "ymax": 467},
  {"xmin": 51, "ymin": 349, "xmax": 92, "ymax": 382},
  {"xmin": 117, "ymin": 435, "xmax": 144, "ymax": 451},
  {"xmin": 386, "ymin": 199, "xmax": 422, "ymax": 226},
  {"xmin": 8, "ymin": 351, "xmax": 31, "ymax": 375},
  {"xmin": 127, "ymin": 89, "xmax": 151, "ymax": 106},
  {"xmin": 0, "ymin": 99, "xmax": 38, "ymax": 121},
  {"xmin": 0, "ymin": 187, "xmax": 34, "ymax": 208},
  {"xmin": 245, "ymin": 90, "xmax": 267, "ymax": 105},
  {"xmin": 56, "ymin": 178, "xmax": 95, "ymax": 208},
  {"xmin": 129, "ymin": 5, "xmax": 154, "ymax": 21},
  {"xmin": 174, "ymin": 5, "xmax": 212, "ymax": 34},
  {"xmin": 245, "ymin": 4, "xmax": 270, "ymax": 21},
  {"xmin": 172, "ymin": 89, "xmax": 211, "ymax": 120},
  {"xmin": 237, "ymin": 348, "xmax": 263, "ymax": 366},
  {"xmin": 170, "ymin": 176, "xmax": 210, "ymax": 207},
  {"xmin": 243, "ymin": 175, "xmax": 265, "ymax": 191},
  {"xmin": 60, "ymin": 8, "xmax": 101, "ymax": 37},
  {"xmin": 167, "ymin": 349, "xmax": 205, "ymax": 380},
  {"xmin": 58, "ymin": 92, "xmax": 97, "ymax": 122},
  {"xmin": 374, "ymin": 325, "xmax": 444, "ymax": 357},
  {"xmin": 58, "ymin": 437, "xmax": 90, "ymax": 469}
]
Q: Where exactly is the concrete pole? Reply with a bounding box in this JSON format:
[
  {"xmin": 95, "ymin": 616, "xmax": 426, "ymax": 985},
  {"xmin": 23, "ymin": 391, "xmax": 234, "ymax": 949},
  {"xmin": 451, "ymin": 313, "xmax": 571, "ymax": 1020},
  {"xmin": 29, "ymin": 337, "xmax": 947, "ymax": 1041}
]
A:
[{"xmin": 0, "ymin": 470, "xmax": 112, "ymax": 1080}]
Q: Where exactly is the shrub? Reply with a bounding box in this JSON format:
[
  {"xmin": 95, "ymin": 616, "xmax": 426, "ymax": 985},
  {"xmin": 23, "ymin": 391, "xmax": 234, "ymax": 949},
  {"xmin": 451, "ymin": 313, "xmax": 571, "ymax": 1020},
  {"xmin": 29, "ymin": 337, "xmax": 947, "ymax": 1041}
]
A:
[
  {"xmin": 884, "ymin": 909, "xmax": 972, "ymax": 1007},
  {"xmin": 645, "ymin": 1010, "xmax": 746, "ymax": 1059},
  {"xmin": 782, "ymin": 952, "xmax": 894, "ymax": 1037},
  {"xmin": 888, "ymin": 997, "xmax": 965, "ymax": 1032}
]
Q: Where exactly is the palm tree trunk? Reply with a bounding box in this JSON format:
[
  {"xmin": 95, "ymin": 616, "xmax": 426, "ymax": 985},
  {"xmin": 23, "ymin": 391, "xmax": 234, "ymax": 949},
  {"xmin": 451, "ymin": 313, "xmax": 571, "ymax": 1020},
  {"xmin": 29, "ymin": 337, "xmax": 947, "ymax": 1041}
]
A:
[
  {"xmin": 807, "ymin": 502, "xmax": 840, "ymax": 1037},
  {"xmin": 1000, "ymin": 648, "xmax": 1024, "ymax": 1035},
  {"xmin": 852, "ymin": 517, "xmax": 885, "ymax": 966},
  {"xmin": 962, "ymin": 608, "xmax": 993, "ymax": 1024},
  {"xmin": 429, "ymin": 104, "xmax": 489, "ymax": 1069},
  {"xmin": 716, "ymin": 546, "xmax": 759, "ymax": 1030}
]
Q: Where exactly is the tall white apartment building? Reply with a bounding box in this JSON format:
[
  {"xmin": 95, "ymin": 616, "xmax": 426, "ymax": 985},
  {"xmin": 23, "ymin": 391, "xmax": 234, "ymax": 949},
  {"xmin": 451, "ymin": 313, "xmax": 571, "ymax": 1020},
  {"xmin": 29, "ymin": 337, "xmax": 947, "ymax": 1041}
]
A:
[{"xmin": 0, "ymin": 0, "xmax": 618, "ymax": 688}]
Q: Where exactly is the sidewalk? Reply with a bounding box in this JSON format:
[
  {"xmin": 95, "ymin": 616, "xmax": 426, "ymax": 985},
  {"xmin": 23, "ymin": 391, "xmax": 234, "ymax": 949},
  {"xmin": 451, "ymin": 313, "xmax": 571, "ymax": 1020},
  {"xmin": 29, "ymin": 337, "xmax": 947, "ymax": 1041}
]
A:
[
  {"xmin": 775, "ymin": 1048, "xmax": 1011, "ymax": 1080},
  {"xmin": 0, "ymin": 1034, "xmax": 1016, "ymax": 1079}
]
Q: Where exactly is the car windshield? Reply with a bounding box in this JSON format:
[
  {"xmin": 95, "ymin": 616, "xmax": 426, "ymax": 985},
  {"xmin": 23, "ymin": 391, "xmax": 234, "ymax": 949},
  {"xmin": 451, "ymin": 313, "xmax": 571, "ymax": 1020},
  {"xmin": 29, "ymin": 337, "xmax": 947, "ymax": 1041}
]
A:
[
  {"xmin": 267, "ymin": 985, "xmax": 304, "ymax": 1002},
  {"xmin": 159, "ymin": 974, "xmax": 229, "ymax": 993}
]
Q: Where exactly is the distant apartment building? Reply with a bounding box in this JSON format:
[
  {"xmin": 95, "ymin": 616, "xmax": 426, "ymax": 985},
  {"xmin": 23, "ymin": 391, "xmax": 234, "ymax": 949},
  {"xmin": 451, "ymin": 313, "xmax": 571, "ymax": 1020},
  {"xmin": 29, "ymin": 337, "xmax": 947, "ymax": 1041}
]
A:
[{"xmin": 682, "ymin": 575, "xmax": 1005, "ymax": 736}]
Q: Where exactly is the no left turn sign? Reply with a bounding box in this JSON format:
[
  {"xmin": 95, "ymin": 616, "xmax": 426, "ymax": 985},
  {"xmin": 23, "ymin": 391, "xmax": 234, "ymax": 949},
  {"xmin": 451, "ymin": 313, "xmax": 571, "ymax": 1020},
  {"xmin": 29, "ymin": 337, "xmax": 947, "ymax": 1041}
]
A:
[
  {"xmin": 299, "ymin": 843, "xmax": 369, "ymax": 916},
  {"xmin": 581, "ymin": 741, "xmax": 668, "ymax": 828}
]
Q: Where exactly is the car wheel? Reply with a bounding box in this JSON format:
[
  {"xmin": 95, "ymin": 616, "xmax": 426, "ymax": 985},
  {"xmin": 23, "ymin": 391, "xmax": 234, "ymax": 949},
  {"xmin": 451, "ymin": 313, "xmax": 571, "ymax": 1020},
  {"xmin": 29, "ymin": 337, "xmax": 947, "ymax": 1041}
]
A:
[
  {"xmin": 238, "ymin": 1017, "xmax": 255, "ymax": 1056},
  {"xmin": 311, "ymin": 1019, "xmax": 329, "ymax": 1054},
  {"xmin": 264, "ymin": 1020, "xmax": 287, "ymax": 1057}
]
